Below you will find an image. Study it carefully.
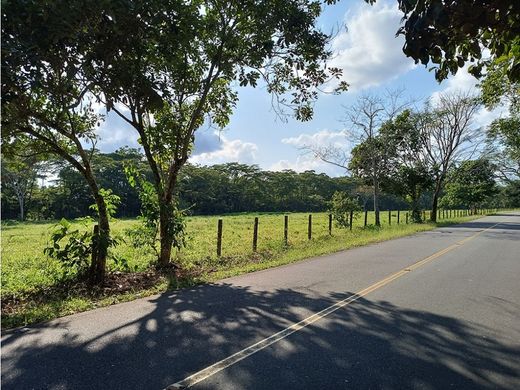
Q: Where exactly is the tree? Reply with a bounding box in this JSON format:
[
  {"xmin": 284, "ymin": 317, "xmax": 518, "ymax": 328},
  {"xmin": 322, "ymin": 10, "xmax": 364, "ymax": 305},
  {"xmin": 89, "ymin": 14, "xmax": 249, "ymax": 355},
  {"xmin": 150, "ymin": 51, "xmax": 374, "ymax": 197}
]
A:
[
  {"xmin": 481, "ymin": 58, "xmax": 520, "ymax": 182},
  {"xmin": 2, "ymin": 0, "xmax": 113, "ymax": 283},
  {"xmin": 420, "ymin": 91, "xmax": 482, "ymax": 222},
  {"xmin": 85, "ymin": 0, "xmax": 348, "ymax": 267},
  {"xmin": 329, "ymin": 191, "xmax": 361, "ymax": 228},
  {"xmin": 44, "ymin": 148, "xmax": 146, "ymax": 219},
  {"xmin": 441, "ymin": 159, "xmax": 497, "ymax": 212},
  {"xmin": 387, "ymin": 0, "xmax": 520, "ymax": 82},
  {"xmin": 348, "ymin": 135, "xmax": 388, "ymax": 224},
  {"xmin": 378, "ymin": 111, "xmax": 434, "ymax": 222},
  {"xmin": 303, "ymin": 91, "xmax": 409, "ymax": 226},
  {"xmin": 500, "ymin": 181, "xmax": 520, "ymax": 208},
  {"xmin": 1, "ymin": 154, "xmax": 42, "ymax": 221}
]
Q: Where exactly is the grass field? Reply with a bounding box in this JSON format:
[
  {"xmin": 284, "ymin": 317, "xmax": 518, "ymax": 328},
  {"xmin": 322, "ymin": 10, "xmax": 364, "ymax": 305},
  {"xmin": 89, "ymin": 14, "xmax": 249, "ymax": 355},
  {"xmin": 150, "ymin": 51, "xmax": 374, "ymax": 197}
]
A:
[{"xmin": 1, "ymin": 210, "xmax": 488, "ymax": 328}]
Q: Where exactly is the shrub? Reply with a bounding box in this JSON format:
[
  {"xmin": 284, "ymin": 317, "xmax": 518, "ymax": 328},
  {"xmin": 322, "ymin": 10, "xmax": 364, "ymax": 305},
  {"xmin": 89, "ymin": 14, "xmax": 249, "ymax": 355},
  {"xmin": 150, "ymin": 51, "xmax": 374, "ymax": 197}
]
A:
[{"xmin": 329, "ymin": 191, "xmax": 362, "ymax": 228}]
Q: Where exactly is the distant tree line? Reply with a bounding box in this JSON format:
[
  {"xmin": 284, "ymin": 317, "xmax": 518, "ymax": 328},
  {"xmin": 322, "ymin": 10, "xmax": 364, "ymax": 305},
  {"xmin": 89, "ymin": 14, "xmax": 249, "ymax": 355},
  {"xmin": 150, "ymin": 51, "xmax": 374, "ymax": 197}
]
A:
[
  {"xmin": 3, "ymin": 148, "xmax": 517, "ymax": 223},
  {"xmin": 2, "ymin": 149, "xmax": 417, "ymax": 220}
]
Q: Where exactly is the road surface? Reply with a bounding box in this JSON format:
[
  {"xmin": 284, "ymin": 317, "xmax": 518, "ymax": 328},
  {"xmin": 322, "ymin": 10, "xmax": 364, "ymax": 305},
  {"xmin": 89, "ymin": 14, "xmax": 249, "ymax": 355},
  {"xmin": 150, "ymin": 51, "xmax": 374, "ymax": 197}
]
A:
[{"xmin": 2, "ymin": 212, "xmax": 520, "ymax": 389}]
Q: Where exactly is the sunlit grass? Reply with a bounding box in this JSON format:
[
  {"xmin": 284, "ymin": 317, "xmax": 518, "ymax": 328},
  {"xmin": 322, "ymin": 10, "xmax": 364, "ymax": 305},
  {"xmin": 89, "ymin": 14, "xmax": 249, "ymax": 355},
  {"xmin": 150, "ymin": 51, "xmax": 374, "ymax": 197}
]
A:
[{"xmin": 1, "ymin": 210, "xmax": 490, "ymax": 328}]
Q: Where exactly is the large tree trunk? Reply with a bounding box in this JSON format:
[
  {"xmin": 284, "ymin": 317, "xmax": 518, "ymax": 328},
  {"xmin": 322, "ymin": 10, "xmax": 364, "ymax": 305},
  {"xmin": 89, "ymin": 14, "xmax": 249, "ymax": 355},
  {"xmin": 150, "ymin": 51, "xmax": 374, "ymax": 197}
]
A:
[
  {"xmin": 84, "ymin": 169, "xmax": 110, "ymax": 284},
  {"xmin": 430, "ymin": 179, "xmax": 442, "ymax": 223},
  {"xmin": 158, "ymin": 198, "xmax": 174, "ymax": 268},
  {"xmin": 157, "ymin": 170, "xmax": 181, "ymax": 268},
  {"xmin": 17, "ymin": 195, "xmax": 25, "ymax": 221},
  {"xmin": 410, "ymin": 192, "xmax": 422, "ymax": 223}
]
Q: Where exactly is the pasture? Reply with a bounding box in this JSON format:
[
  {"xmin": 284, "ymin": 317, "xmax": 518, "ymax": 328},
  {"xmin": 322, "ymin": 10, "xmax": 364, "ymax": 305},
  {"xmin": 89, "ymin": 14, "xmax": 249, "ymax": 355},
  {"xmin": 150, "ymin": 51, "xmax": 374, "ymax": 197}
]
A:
[{"xmin": 2, "ymin": 210, "xmax": 480, "ymax": 328}]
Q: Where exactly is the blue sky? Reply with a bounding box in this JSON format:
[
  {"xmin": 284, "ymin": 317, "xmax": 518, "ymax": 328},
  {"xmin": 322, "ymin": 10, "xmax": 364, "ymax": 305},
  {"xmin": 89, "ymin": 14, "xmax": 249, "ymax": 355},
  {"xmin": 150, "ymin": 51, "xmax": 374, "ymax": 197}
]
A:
[{"xmin": 96, "ymin": 0, "xmax": 501, "ymax": 176}]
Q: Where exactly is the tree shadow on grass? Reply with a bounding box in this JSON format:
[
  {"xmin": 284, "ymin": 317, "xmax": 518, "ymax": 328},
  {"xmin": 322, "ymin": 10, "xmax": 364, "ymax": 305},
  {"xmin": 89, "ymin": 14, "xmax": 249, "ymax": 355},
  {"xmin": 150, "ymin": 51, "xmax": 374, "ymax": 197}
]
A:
[{"xmin": 2, "ymin": 283, "xmax": 519, "ymax": 390}]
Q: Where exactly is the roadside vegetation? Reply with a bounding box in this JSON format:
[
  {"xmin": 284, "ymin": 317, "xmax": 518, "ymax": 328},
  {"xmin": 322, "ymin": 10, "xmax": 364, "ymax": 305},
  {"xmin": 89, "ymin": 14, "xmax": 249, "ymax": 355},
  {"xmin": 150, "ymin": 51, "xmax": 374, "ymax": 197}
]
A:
[
  {"xmin": 2, "ymin": 1, "xmax": 518, "ymax": 330},
  {"xmin": 2, "ymin": 211, "xmax": 494, "ymax": 329}
]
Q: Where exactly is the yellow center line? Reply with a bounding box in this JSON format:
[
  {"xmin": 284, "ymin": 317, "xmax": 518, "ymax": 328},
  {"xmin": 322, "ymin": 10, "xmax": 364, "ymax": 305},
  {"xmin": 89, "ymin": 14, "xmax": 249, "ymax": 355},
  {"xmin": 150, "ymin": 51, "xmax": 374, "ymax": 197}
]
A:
[{"xmin": 166, "ymin": 222, "xmax": 500, "ymax": 390}]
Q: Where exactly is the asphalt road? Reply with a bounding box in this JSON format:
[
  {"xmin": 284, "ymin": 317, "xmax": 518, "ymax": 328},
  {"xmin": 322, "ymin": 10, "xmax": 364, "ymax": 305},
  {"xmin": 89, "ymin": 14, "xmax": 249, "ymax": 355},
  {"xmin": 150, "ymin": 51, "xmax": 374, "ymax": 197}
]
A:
[{"xmin": 2, "ymin": 212, "xmax": 520, "ymax": 390}]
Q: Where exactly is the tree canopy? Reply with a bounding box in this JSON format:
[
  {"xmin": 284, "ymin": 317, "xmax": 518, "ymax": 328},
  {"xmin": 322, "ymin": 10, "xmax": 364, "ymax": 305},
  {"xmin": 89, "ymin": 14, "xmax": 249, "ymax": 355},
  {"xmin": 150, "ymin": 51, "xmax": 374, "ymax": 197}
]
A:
[
  {"xmin": 386, "ymin": 0, "xmax": 520, "ymax": 82},
  {"xmin": 77, "ymin": 0, "xmax": 349, "ymax": 266},
  {"xmin": 441, "ymin": 159, "xmax": 498, "ymax": 210}
]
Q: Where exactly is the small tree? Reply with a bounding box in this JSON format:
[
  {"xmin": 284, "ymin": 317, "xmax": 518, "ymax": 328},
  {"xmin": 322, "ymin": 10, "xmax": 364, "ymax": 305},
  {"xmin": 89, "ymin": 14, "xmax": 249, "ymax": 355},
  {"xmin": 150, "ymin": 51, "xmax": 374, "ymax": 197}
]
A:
[
  {"xmin": 0, "ymin": 152, "xmax": 43, "ymax": 221},
  {"xmin": 329, "ymin": 191, "xmax": 361, "ymax": 228},
  {"xmin": 383, "ymin": 165, "xmax": 433, "ymax": 223},
  {"xmin": 441, "ymin": 159, "xmax": 498, "ymax": 212},
  {"xmin": 348, "ymin": 135, "xmax": 390, "ymax": 224}
]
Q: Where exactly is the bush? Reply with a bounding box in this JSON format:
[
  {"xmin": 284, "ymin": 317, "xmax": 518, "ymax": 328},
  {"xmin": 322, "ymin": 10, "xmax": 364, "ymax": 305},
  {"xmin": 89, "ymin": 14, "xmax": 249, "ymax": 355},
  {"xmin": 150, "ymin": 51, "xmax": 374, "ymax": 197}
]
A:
[{"xmin": 329, "ymin": 191, "xmax": 362, "ymax": 228}]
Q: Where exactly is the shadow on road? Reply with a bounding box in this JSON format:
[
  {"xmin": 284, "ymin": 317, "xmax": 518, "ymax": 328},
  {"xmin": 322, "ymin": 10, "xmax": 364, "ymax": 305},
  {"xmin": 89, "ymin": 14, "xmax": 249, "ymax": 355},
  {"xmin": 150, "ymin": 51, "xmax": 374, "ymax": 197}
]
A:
[
  {"xmin": 439, "ymin": 221, "xmax": 520, "ymax": 230},
  {"xmin": 2, "ymin": 283, "xmax": 519, "ymax": 389},
  {"xmin": 434, "ymin": 220, "xmax": 520, "ymax": 243}
]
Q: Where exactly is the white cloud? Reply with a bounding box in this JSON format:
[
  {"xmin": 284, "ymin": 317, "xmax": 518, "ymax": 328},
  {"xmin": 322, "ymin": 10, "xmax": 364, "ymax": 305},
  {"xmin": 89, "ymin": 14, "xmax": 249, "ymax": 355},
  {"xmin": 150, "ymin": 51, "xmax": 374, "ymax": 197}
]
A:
[
  {"xmin": 189, "ymin": 133, "xmax": 258, "ymax": 165},
  {"xmin": 473, "ymin": 104, "xmax": 508, "ymax": 130},
  {"xmin": 270, "ymin": 155, "xmax": 345, "ymax": 177},
  {"xmin": 273, "ymin": 129, "xmax": 351, "ymax": 176},
  {"xmin": 282, "ymin": 129, "xmax": 349, "ymax": 149},
  {"xmin": 95, "ymin": 112, "xmax": 140, "ymax": 152},
  {"xmin": 329, "ymin": 2, "xmax": 415, "ymax": 91}
]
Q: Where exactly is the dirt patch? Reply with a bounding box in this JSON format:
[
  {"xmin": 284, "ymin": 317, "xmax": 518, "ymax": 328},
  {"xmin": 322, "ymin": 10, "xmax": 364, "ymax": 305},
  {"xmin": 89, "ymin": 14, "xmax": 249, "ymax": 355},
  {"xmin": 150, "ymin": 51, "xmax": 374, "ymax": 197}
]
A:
[{"xmin": 1, "ymin": 270, "xmax": 166, "ymax": 317}]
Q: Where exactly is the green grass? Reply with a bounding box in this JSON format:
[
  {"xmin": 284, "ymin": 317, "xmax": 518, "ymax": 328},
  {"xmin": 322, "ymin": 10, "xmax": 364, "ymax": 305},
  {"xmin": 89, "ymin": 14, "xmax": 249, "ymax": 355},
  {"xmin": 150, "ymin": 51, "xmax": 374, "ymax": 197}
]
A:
[{"xmin": 1, "ymin": 210, "xmax": 490, "ymax": 328}]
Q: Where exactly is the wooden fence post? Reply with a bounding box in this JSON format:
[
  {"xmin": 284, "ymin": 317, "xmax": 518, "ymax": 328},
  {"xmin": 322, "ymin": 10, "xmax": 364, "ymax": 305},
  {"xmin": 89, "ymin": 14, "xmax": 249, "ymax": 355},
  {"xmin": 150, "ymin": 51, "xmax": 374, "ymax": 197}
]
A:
[
  {"xmin": 406, "ymin": 212, "xmax": 408, "ymax": 224},
  {"xmin": 328, "ymin": 214, "xmax": 332, "ymax": 236},
  {"xmin": 308, "ymin": 214, "xmax": 312, "ymax": 240},
  {"xmin": 388, "ymin": 209, "xmax": 391, "ymax": 225},
  {"xmin": 349, "ymin": 210, "xmax": 353, "ymax": 231},
  {"xmin": 217, "ymin": 219, "xmax": 223, "ymax": 257},
  {"xmin": 284, "ymin": 215, "xmax": 288, "ymax": 246},
  {"xmin": 253, "ymin": 217, "xmax": 258, "ymax": 252},
  {"xmin": 397, "ymin": 210, "xmax": 400, "ymax": 224},
  {"xmin": 364, "ymin": 210, "xmax": 368, "ymax": 227}
]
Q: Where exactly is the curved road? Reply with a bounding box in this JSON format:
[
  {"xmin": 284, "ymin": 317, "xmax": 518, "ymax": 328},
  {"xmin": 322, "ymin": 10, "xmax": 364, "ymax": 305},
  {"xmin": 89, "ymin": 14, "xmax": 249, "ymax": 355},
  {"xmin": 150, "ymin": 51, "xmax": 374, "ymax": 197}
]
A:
[{"xmin": 2, "ymin": 212, "xmax": 520, "ymax": 389}]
